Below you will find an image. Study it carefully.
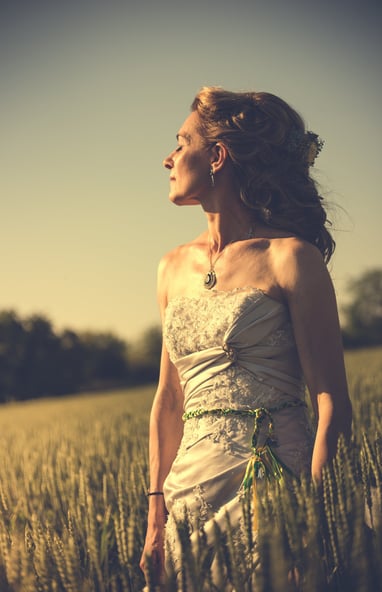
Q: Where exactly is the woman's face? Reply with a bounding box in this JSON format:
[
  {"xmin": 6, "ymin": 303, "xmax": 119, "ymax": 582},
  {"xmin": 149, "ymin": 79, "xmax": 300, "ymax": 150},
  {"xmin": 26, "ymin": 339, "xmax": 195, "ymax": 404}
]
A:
[{"xmin": 163, "ymin": 112, "xmax": 212, "ymax": 206}]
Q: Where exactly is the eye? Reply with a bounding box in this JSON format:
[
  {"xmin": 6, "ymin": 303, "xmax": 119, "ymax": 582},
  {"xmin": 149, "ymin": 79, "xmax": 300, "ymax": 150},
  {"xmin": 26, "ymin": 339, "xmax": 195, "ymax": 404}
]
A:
[{"xmin": 175, "ymin": 145, "xmax": 183, "ymax": 152}]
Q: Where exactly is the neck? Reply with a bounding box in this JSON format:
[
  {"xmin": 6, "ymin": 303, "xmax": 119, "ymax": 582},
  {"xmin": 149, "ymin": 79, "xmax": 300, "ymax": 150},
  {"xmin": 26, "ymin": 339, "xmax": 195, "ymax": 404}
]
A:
[
  {"xmin": 206, "ymin": 212, "xmax": 255, "ymax": 252},
  {"xmin": 202, "ymin": 212, "xmax": 255, "ymax": 290}
]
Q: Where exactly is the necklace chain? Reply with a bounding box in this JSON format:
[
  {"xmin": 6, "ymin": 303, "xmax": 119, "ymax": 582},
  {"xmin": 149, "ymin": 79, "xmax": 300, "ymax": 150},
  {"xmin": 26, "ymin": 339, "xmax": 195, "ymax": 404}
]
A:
[{"xmin": 203, "ymin": 226, "xmax": 255, "ymax": 290}]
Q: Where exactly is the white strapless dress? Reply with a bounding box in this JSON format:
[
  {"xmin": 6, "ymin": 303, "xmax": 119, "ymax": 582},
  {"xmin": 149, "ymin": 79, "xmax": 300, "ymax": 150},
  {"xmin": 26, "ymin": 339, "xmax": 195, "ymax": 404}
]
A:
[{"xmin": 162, "ymin": 287, "xmax": 314, "ymax": 583}]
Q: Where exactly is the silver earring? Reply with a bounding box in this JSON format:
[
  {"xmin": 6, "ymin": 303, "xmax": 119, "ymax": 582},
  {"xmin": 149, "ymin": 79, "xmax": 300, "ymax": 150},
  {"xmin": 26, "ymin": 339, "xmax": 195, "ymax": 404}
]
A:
[
  {"xmin": 262, "ymin": 207, "xmax": 272, "ymax": 222},
  {"xmin": 209, "ymin": 167, "xmax": 215, "ymax": 187}
]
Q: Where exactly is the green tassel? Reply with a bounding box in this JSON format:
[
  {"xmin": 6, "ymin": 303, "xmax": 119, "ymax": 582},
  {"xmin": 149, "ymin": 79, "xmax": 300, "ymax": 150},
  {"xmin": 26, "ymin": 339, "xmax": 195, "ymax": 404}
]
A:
[{"xmin": 242, "ymin": 445, "xmax": 285, "ymax": 492}]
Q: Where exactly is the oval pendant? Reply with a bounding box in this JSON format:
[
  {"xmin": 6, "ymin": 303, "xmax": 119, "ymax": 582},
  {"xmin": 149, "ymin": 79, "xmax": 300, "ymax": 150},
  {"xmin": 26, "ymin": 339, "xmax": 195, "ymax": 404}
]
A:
[{"xmin": 204, "ymin": 270, "xmax": 217, "ymax": 289}]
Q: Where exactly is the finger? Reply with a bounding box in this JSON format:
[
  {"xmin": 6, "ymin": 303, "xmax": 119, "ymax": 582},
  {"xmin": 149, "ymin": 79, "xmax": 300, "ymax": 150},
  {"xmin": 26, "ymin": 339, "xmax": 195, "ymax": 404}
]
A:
[
  {"xmin": 141, "ymin": 550, "xmax": 163, "ymax": 578},
  {"xmin": 151, "ymin": 549, "xmax": 162, "ymax": 566}
]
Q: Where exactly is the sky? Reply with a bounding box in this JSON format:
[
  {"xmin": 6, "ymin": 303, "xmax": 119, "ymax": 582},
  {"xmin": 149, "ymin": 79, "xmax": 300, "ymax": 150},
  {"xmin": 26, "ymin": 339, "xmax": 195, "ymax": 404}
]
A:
[{"xmin": 1, "ymin": 0, "xmax": 381, "ymax": 342}]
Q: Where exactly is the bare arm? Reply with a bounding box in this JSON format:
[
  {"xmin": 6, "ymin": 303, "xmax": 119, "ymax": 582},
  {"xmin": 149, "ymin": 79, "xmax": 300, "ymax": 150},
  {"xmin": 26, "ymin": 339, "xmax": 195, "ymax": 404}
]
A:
[
  {"xmin": 278, "ymin": 240, "xmax": 352, "ymax": 483},
  {"xmin": 140, "ymin": 343, "xmax": 184, "ymax": 582},
  {"xmin": 140, "ymin": 256, "xmax": 184, "ymax": 585},
  {"xmin": 148, "ymin": 346, "xmax": 184, "ymax": 494}
]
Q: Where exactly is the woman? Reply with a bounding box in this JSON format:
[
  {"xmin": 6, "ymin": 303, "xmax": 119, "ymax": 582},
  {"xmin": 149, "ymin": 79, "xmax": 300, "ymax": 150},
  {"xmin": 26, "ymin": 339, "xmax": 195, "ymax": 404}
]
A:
[{"xmin": 140, "ymin": 86, "xmax": 352, "ymax": 589}]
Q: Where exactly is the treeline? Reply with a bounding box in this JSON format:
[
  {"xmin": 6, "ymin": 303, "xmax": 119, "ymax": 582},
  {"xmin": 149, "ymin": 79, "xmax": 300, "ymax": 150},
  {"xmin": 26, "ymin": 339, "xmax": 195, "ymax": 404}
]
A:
[
  {"xmin": 0, "ymin": 268, "xmax": 381, "ymax": 403},
  {"xmin": 0, "ymin": 310, "xmax": 162, "ymax": 403},
  {"xmin": 341, "ymin": 268, "xmax": 382, "ymax": 348}
]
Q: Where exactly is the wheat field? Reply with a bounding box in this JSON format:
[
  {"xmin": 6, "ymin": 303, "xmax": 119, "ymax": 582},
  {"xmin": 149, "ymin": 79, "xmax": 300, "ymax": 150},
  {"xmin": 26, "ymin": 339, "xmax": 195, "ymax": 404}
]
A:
[{"xmin": 0, "ymin": 348, "xmax": 381, "ymax": 591}]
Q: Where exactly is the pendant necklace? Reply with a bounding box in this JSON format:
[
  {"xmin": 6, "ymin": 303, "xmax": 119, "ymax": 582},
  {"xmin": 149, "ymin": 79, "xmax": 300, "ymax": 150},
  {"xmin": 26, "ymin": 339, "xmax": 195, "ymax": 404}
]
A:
[{"xmin": 203, "ymin": 226, "xmax": 255, "ymax": 290}]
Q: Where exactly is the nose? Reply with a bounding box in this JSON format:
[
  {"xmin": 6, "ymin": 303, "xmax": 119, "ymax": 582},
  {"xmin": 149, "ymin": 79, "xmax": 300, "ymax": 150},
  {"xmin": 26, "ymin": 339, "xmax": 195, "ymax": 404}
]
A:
[{"xmin": 163, "ymin": 152, "xmax": 174, "ymax": 170}]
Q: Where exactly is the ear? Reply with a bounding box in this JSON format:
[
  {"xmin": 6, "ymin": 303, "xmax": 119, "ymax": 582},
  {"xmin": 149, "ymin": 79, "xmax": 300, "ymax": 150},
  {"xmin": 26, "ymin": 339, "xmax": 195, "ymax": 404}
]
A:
[{"xmin": 209, "ymin": 142, "xmax": 228, "ymax": 173}]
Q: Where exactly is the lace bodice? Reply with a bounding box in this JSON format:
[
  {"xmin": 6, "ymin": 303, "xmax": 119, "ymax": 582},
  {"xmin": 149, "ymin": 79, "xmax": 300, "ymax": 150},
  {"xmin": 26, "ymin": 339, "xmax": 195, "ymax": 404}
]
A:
[
  {"xmin": 164, "ymin": 287, "xmax": 305, "ymax": 412},
  {"xmin": 165, "ymin": 288, "xmax": 262, "ymax": 358}
]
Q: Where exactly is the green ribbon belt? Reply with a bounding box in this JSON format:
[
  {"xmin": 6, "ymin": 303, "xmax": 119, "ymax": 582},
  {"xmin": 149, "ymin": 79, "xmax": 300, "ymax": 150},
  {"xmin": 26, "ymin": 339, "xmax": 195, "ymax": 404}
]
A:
[{"xmin": 182, "ymin": 399, "xmax": 306, "ymax": 490}]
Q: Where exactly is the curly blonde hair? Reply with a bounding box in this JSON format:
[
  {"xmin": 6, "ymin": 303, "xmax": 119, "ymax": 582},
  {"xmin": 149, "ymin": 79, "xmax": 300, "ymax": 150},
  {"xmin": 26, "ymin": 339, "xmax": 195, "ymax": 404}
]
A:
[{"xmin": 191, "ymin": 86, "xmax": 335, "ymax": 263}]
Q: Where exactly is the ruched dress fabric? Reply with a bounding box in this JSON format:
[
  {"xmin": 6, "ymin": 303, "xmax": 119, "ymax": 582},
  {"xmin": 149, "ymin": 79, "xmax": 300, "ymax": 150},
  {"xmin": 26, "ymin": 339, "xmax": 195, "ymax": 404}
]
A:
[{"xmin": 162, "ymin": 287, "xmax": 313, "ymax": 582}]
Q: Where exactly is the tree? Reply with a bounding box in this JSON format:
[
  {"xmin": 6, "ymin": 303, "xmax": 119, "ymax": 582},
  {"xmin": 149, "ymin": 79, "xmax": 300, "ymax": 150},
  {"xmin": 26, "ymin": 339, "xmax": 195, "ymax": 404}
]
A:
[
  {"xmin": 0, "ymin": 308, "xmax": 165, "ymax": 402},
  {"xmin": 79, "ymin": 331, "xmax": 129, "ymax": 387},
  {"xmin": 0, "ymin": 311, "xmax": 133, "ymax": 400},
  {"xmin": 129, "ymin": 326, "xmax": 162, "ymax": 383},
  {"xmin": 57, "ymin": 330, "xmax": 87, "ymax": 394},
  {"xmin": 342, "ymin": 268, "xmax": 382, "ymax": 347},
  {"xmin": 16, "ymin": 314, "xmax": 62, "ymax": 399},
  {"xmin": 0, "ymin": 310, "xmax": 26, "ymax": 401}
]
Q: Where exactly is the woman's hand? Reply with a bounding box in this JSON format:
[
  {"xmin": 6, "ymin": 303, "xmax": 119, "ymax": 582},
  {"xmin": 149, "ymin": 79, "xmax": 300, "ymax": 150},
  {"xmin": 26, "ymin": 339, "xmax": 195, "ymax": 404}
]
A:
[{"xmin": 140, "ymin": 496, "xmax": 167, "ymax": 588}]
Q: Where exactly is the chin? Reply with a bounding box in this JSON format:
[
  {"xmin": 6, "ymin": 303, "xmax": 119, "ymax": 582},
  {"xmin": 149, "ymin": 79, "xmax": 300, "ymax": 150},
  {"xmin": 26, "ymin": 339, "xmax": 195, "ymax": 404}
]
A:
[{"xmin": 169, "ymin": 194, "xmax": 201, "ymax": 206}]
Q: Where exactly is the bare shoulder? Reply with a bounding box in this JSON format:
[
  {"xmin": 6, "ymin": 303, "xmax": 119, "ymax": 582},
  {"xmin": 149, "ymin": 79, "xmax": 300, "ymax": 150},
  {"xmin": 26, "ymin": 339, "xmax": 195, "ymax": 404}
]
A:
[
  {"xmin": 157, "ymin": 244, "xmax": 183, "ymax": 279},
  {"xmin": 269, "ymin": 236, "xmax": 329, "ymax": 296},
  {"xmin": 270, "ymin": 235, "xmax": 323, "ymax": 263},
  {"xmin": 158, "ymin": 237, "xmax": 200, "ymax": 281},
  {"xmin": 272, "ymin": 237, "xmax": 334, "ymax": 305},
  {"xmin": 157, "ymin": 232, "xmax": 207, "ymax": 310},
  {"xmin": 156, "ymin": 245, "xmax": 185, "ymax": 308}
]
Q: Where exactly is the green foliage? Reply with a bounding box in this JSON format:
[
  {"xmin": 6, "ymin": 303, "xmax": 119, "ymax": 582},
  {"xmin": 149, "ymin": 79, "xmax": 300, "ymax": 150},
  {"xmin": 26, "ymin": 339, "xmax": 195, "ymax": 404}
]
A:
[
  {"xmin": 128, "ymin": 326, "xmax": 162, "ymax": 384},
  {"xmin": 342, "ymin": 269, "xmax": 382, "ymax": 347},
  {"xmin": 0, "ymin": 350, "xmax": 380, "ymax": 590},
  {"xmin": 0, "ymin": 311, "xmax": 162, "ymax": 402}
]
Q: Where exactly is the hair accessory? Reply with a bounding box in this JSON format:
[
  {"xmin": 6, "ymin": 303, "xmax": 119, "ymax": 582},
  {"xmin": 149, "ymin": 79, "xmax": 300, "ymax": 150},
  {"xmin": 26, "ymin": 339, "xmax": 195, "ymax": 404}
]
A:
[
  {"xmin": 305, "ymin": 132, "xmax": 324, "ymax": 166},
  {"xmin": 209, "ymin": 167, "xmax": 215, "ymax": 187},
  {"xmin": 286, "ymin": 128, "xmax": 324, "ymax": 166},
  {"xmin": 147, "ymin": 491, "xmax": 164, "ymax": 497}
]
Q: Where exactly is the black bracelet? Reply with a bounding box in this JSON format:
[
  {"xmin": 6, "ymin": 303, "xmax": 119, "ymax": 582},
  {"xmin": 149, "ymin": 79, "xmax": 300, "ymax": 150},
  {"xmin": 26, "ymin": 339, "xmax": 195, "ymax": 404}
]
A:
[{"xmin": 147, "ymin": 491, "xmax": 164, "ymax": 497}]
